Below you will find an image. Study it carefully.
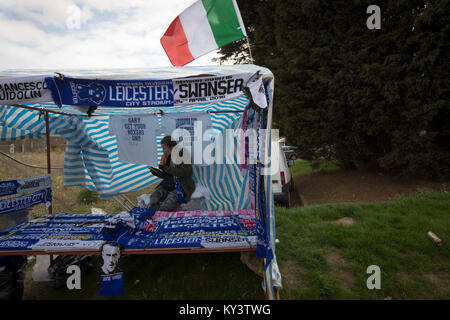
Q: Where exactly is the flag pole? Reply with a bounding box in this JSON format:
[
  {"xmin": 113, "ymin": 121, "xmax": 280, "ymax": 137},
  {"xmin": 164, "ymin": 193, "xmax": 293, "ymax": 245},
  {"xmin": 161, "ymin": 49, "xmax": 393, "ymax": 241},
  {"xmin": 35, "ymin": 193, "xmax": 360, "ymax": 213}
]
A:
[{"xmin": 246, "ymin": 36, "xmax": 254, "ymax": 64}]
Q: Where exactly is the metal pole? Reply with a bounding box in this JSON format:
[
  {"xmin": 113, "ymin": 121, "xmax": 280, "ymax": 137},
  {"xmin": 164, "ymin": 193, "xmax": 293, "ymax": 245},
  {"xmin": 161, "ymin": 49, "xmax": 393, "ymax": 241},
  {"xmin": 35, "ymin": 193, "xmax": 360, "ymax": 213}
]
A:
[
  {"xmin": 10, "ymin": 104, "xmax": 244, "ymax": 116},
  {"xmin": 44, "ymin": 111, "xmax": 52, "ymax": 215},
  {"xmin": 44, "ymin": 111, "xmax": 54, "ymax": 265},
  {"xmin": 246, "ymin": 36, "xmax": 254, "ymax": 64},
  {"xmin": 10, "ymin": 104, "xmax": 75, "ymax": 117}
]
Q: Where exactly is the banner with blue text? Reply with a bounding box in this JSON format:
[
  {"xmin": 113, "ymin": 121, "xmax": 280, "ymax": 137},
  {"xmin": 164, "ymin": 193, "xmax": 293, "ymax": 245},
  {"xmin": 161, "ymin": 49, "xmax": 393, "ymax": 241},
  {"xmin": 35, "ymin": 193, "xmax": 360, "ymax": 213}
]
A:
[
  {"xmin": 0, "ymin": 174, "xmax": 51, "ymax": 197},
  {"xmin": 45, "ymin": 73, "xmax": 253, "ymax": 108},
  {"xmin": 0, "ymin": 187, "xmax": 52, "ymax": 215}
]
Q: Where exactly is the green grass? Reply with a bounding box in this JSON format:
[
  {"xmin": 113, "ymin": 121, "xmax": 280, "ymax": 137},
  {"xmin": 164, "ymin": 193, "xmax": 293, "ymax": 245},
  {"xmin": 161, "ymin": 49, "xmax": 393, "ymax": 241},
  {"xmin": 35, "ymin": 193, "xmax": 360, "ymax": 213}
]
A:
[
  {"xmin": 25, "ymin": 190, "xmax": 449, "ymax": 300},
  {"xmin": 275, "ymin": 190, "xmax": 450, "ymax": 300},
  {"xmin": 290, "ymin": 158, "xmax": 341, "ymax": 177}
]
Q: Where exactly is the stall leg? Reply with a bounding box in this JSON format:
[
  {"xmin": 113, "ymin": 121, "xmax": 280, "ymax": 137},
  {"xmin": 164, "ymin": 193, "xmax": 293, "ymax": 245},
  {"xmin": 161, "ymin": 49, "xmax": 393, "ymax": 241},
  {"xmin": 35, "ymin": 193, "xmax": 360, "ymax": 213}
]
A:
[{"xmin": 44, "ymin": 111, "xmax": 54, "ymax": 264}]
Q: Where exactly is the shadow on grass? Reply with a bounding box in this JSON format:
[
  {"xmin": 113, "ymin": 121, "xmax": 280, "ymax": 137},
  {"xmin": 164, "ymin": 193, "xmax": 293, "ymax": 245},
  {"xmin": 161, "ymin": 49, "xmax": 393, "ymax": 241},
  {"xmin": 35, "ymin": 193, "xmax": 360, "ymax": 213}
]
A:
[{"xmin": 24, "ymin": 252, "xmax": 265, "ymax": 300}]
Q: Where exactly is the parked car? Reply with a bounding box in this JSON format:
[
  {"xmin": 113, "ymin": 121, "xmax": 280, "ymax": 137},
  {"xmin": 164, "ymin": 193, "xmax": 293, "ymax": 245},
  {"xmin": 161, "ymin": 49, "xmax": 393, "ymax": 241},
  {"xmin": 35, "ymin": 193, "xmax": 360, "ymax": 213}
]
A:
[
  {"xmin": 272, "ymin": 141, "xmax": 294, "ymax": 207},
  {"xmin": 282, "ymin": 145, "xmax": 298, "ymax": 161}
]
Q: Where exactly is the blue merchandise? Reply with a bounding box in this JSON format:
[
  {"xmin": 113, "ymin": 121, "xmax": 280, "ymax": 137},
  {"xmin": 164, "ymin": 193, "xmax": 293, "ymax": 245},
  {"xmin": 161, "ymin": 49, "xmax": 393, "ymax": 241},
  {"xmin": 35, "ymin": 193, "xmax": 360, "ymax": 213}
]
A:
[
  {"xmin": 0, "ymin": 188, "xmax": 52, "ymax": 215},
  {"xmin": 0, "ymin": 208, "xmax": 257, "ymax": 251},
  {"xmin": 173, "ymin": 177, "xmax": 186, "ymax": 204},
  {"xmin": 0, "ymin": 175, "xmax": 51, "ymax": 197},
  {"xmin": 45, "ymin": 76, "xmax": 174, "ymax": 108},
  {"xmin": 98, "ymin": 272, "xmax": 124, "ymax": 297},
  {"xmin": 0, "ymin": 180, "xmax": 20, "ymax": 197}
]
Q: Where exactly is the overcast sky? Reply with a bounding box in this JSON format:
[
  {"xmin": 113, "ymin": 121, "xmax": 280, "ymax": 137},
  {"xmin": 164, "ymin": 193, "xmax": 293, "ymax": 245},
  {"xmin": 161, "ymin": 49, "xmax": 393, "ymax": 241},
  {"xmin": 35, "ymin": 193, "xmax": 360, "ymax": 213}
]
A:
[{"xmin": 0, "ymin": 0, "xmax": 221, "ymax": 71}]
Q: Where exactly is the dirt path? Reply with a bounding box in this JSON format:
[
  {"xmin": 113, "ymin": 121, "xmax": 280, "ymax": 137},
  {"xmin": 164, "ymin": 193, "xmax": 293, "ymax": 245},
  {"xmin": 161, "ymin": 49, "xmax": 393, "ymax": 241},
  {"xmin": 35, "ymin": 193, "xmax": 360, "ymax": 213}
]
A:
[{"xmin": 293, "ymin": 170, "xmax": 447, "ymax": 206}]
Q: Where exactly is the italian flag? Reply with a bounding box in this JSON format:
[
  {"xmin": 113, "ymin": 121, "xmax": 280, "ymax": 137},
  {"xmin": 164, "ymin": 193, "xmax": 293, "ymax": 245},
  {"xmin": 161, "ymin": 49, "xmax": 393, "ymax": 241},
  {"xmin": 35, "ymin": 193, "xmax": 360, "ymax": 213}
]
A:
[{"xmin": 160, "ymin": 0, "xmax": 247, "ymax": 66}]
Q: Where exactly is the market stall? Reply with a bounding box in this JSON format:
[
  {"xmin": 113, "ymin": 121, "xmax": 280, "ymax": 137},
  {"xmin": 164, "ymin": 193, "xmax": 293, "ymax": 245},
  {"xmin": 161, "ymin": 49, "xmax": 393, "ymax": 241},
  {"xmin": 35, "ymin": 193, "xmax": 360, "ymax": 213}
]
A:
[{"xmin": 0, "ymin": 64, "xmax": 281, "ymax": 298}]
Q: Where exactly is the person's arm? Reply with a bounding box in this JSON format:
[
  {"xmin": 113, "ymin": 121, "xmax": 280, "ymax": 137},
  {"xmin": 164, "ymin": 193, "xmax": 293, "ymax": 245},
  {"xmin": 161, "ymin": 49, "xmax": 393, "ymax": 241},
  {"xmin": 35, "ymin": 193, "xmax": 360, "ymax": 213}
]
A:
[
  {"xmin": 163, "ymin": 163, "xmax": 193, "ymax": 177},
  {"xmin": 162, "ymin": 147, "xmax": 193, "ymax": 177}
]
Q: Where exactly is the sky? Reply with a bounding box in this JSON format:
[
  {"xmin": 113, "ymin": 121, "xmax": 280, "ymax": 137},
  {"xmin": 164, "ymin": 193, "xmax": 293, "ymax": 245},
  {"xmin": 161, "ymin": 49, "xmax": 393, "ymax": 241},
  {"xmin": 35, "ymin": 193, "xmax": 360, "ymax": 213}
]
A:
[{"xmin": 0, "ymin": 0, "xmax": 221, "ymax": 71}]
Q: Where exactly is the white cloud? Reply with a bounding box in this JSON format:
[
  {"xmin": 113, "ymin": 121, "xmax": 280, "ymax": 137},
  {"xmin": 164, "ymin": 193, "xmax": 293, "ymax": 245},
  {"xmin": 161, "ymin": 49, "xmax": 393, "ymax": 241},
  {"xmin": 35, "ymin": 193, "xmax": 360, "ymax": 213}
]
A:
[
  {"xmin": 0, "ymin": 0, "xmax": 223, "ymax": 70},
  {"xmin": 0, "ymin": 0, "xmax": 78, "ymax": 28}
]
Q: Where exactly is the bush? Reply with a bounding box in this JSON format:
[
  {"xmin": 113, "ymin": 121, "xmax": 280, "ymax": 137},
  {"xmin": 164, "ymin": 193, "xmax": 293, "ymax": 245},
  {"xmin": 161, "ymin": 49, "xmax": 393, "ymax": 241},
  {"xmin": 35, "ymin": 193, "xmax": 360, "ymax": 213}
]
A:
[
  {"xmin": 76, "ymin": 188, "xmax": 100, "ymax": 205},
  {"xmin": 277, "ymin": 1, "xmax": 450, "ymax": 179}
]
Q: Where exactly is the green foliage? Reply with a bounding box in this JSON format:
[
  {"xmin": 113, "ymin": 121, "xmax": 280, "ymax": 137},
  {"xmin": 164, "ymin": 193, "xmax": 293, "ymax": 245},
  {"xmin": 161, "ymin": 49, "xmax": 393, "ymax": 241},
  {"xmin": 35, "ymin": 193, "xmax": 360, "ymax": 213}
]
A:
[
  {"xmin": 76, "ymin": 188, "xmax": 100, "ymax": 205},
  {"xmin": 290, "ymin": 158, "xmax": 341, "ymax": 176},
  {"xmin": 220, "ymin": 0, "xmax": 449, "ymax": 178}
]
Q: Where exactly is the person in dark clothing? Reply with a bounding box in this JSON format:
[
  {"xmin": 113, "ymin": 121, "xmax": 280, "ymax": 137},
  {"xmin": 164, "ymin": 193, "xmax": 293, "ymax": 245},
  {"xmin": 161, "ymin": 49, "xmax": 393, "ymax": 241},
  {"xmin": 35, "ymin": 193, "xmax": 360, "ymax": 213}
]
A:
[{"xmin": 149, "ymin": 136, "xmax": 195, "ymax": 211}]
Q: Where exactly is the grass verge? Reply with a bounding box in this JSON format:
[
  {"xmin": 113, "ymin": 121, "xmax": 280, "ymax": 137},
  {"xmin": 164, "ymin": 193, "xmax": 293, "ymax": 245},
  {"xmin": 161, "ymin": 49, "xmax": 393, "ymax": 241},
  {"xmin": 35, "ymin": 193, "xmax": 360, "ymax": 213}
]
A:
[{"xmin": 275, "ymin": 190, "xmax": 450, "ymax": 299}]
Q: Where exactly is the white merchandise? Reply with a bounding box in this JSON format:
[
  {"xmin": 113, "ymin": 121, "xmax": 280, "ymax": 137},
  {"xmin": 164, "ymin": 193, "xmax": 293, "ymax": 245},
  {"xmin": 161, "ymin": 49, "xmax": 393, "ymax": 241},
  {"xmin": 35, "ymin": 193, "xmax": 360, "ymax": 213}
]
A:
[
  {"xmin": 160, "ymin": 112, "xmax": 213, "ymax": 165},
  {"xmin": 109, "ymin": 114, "xmax": 159, "ymax": 166}
]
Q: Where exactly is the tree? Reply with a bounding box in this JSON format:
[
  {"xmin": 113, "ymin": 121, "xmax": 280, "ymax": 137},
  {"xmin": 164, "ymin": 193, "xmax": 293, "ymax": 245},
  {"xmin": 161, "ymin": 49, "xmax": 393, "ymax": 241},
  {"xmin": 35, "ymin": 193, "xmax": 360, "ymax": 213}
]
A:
[{"xmin": 218, "ymin": 0, "xmax": 449, "ymax": 178}]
